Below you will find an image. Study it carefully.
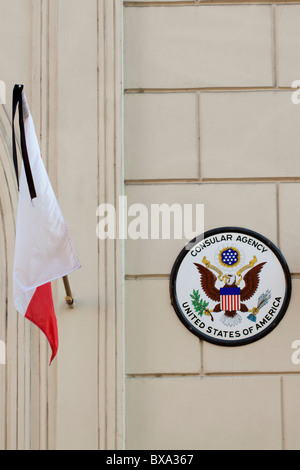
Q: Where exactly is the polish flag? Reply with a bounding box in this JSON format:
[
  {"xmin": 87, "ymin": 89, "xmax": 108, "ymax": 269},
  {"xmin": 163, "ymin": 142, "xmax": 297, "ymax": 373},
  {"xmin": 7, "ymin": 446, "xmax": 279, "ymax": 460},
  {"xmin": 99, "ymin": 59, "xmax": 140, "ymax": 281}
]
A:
[{"xmin": 13, "ymin": 88, "xmax": 81, "ymax": 364}]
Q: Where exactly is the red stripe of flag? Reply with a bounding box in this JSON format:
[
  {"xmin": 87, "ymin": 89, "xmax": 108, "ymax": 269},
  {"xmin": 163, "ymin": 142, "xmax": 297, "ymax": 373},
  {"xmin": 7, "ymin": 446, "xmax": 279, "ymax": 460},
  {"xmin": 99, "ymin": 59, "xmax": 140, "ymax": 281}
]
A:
[{"xmin": 25, "ymin": 283, "xmax": 58, "ymax": 365}]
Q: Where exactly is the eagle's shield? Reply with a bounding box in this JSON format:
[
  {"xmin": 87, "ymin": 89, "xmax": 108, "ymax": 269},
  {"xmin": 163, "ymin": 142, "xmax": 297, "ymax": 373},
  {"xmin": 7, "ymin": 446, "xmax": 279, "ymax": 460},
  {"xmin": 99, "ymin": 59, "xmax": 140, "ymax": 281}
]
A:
[{"xmin": 220, "ymin": 287, "xmax": 241, "ymax": 312}]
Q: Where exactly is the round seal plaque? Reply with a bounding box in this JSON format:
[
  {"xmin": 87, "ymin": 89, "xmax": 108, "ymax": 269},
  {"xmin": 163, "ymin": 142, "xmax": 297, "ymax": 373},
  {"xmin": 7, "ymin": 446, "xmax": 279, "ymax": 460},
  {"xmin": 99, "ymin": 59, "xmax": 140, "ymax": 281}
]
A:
[{"xmin": 170, "ymin": 227, "xmax": 292, "ymax": 346}]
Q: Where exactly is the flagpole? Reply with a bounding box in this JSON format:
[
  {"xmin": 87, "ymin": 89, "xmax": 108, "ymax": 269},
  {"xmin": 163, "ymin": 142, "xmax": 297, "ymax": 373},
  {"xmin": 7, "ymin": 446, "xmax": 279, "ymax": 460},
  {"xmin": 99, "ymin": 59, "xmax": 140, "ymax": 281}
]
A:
[{"xmin": 63, "ymin": 276, "xmax": 74, "ymax": 307}]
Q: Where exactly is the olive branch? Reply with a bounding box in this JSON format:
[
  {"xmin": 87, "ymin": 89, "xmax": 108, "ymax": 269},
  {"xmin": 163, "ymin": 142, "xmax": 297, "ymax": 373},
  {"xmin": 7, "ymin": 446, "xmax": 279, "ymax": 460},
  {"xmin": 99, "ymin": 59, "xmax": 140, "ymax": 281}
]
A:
[{"xmin": 190, "ymin": 290, "xmax": 211, "ymax": 318}]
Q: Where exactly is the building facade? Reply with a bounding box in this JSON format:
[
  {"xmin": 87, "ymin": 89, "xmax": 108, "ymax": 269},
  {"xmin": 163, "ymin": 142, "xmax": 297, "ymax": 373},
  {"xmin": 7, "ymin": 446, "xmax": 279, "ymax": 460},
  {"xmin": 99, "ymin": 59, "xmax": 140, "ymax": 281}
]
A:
[{"xmin": 1, "ymin": 0, "xmax": 300, "ymax": 450}]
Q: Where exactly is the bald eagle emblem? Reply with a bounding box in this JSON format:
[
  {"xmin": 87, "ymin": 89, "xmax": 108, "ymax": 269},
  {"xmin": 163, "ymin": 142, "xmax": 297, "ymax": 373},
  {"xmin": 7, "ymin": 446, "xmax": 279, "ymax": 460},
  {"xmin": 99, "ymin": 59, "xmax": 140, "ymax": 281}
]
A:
[{"xmin": 194, "ymin": 258, "xmax": 268, "ymax": 327}]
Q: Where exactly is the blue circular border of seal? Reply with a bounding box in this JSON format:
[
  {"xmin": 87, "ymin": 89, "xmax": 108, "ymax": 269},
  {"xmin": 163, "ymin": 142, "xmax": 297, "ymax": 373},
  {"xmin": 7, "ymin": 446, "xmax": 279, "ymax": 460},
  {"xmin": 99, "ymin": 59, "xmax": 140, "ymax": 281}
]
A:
[{"xmin": 169, "ymin": 227, "xmax": 292, "ymax": 347}]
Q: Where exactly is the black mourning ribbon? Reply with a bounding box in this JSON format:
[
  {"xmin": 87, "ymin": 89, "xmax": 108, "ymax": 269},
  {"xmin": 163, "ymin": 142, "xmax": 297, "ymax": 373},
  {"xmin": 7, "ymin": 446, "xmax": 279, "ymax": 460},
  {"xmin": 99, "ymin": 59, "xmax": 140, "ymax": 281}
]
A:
[{"xmin": 12, "ymin": 84, "xmax": 37, "ymax": 200}]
